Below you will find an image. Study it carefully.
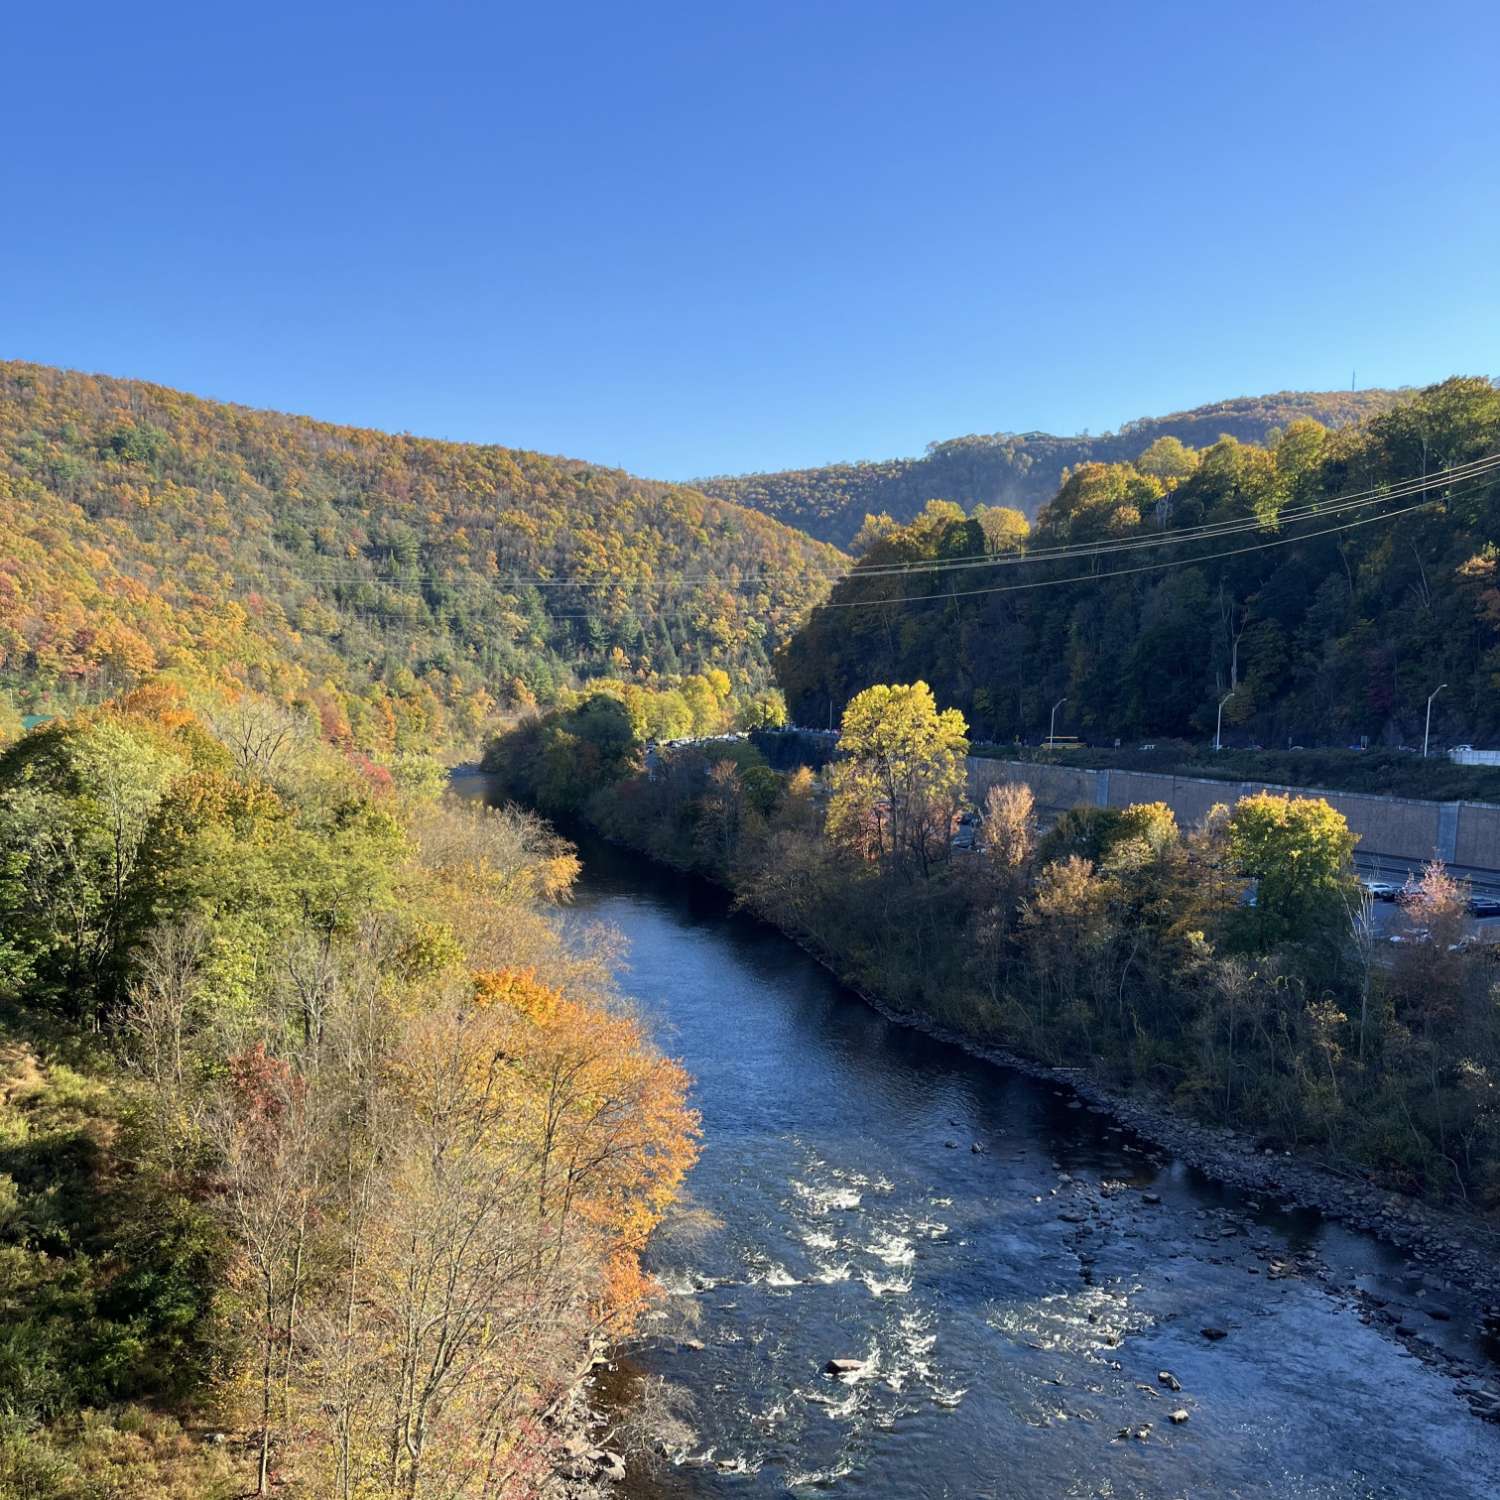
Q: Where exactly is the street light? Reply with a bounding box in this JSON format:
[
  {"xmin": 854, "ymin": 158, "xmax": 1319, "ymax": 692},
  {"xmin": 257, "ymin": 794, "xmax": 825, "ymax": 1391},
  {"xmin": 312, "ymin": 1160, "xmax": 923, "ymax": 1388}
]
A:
[
  {"xmin": 1423, "ymin": 684, "xmax": 1447, "ymax": 758},
  {"xmin": 1049, "ymin": 696, "xmax": 1067, "ymax": 747},
  {"xmin": 1215, "ymin": 690, "xmax": 1236, "ymax": 752}
]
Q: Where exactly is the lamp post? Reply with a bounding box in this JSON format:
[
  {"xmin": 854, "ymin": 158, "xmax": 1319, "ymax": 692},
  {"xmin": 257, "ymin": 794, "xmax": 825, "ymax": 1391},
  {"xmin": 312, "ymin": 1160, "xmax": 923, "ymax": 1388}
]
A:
[
  {"xmin": 1423, "ymin": 684, "xmax": 1447, "ymax": 758},
  {"xmin": 1049, "ymin": 696, "xmax": 1067, "ymax": 747},
  {"xmin": 1215, "ymin": 690, "xmax": 1236, "ymax": 752}
]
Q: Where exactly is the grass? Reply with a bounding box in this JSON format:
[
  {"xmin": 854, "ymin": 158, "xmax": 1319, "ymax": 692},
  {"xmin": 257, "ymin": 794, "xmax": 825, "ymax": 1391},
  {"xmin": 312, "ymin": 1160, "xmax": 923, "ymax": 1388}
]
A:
[{"xmin": 0, "ymin": 1407, "xmax": 242, "ymax": 1500}]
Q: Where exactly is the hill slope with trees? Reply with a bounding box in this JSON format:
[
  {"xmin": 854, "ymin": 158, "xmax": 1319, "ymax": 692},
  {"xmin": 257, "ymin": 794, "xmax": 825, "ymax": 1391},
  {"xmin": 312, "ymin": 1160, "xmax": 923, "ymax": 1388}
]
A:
[
  {"xmin": 775, "ymin": 378, "xmax": 1500, "ymax": 749},
  {"xmin": 0, "ymin": 361, "xmax": 843, "ymax": 748},
  {"xmin": 0, "ymin": 686, "xmax": 698, "ymax": 1496},
  {"xmin": 700, "ymin": 389, "xmax": 1404, "ymax": 549}
]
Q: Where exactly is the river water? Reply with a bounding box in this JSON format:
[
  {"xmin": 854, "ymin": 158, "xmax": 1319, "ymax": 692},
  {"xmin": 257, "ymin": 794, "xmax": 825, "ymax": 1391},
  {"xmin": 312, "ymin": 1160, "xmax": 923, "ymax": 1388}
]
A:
[{"xmin": 548, "ymin": 828, "xmax": 1500, "ymax": 1497}]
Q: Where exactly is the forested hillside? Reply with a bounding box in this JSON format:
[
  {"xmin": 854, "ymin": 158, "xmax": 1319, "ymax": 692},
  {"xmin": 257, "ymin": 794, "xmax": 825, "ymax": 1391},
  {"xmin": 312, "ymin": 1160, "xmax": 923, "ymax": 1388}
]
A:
[
  {"xmin": 775, "ymin": 378, "xmax": 1500, "ymax": 748},
  {"xmin": 701, "ymin": 389, "xmax": 1402, "ymax": 549},
  {"xmin": 0, "ymin": 687, "xmax": 696, "ymax": 1496},
  {"xmin": 0, "ymin": 362, "xmax": 841, "ymax": 747}
]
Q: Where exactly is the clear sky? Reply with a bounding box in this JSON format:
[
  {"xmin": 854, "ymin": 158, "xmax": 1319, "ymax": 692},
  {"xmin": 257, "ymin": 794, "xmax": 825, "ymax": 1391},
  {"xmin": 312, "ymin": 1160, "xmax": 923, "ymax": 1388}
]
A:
[{"xmin": 4, "ymin": 1, "xmax": 1496, "ymax": 480}]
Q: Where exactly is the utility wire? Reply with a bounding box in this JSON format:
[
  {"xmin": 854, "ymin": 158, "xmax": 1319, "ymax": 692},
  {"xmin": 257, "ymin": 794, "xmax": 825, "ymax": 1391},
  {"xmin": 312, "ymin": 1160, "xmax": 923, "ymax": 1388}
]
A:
[
  {"xmin": 819, "ymin": 488, "xmax": 1479, "ymax": 609},
  {"xmin": 841, "ymin": 456, "xmax": 1500, "ymax": 580}
]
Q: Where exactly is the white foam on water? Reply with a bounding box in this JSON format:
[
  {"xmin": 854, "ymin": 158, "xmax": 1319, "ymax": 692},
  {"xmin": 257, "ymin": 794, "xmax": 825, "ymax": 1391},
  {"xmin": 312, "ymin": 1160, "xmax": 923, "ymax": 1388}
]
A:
[
  {"xmin": 861, "ymin": 1271, "xmax": 912, "ymax": 1297},
  {"xmin": 743, "ymin": 1248, "xmax": 800, "ymax": 1287},
  {"xmin": 932, "ymin": 1386, "xmax": 968, "ymax": 1408},
  {"xmin": 713, "ymin": 1453, "xmax": 763, "ymax": 1475},
  {"xmin": 867, "ymin": 1231, "xmax": 914, "ymax": 1266},
  {"xmin": 838, "ymin": 1169, "xmax": 896, "ymax": 1194},
  {"xmin": 898, "ymin": 1311, "xmax": 936, "ymax": 1359},
  {"xmin": 822, "ymin": 1387, "xmax": 864, "ymax": 1419},
  {"xmin": 812, "ymin": 1260, "xmax": 852, "ymax": 1282},
  {"xmin": 750, "ymin": 1397, "xmax": 788, "ymax": 1432},
  {"xmin": 787, "ymin": 1458, "xmax": 855, "ymax": 1489},
  {"xmin": 793, "ymin": 1180, "xmax": 863, "ymax": 1213},
  {"xmin": 801, "ymin": 1228, "xmax": 838, "ymax": 1251},
  {"xmin": 879, "ymin": 1310, "xmax": 939, "ymax": 1390}
]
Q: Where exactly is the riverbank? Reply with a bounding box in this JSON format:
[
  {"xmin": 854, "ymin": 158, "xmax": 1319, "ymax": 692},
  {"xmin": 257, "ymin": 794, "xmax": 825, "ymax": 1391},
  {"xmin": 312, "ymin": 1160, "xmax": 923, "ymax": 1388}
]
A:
[
  {"xmin": 770, "ymin": 905, "xmax": 1500, "ymax": 1408},
  {"xmin": 556, "ymin": 829, "xmax": 1500, "ymax": 1495},
  {"xmin": 547, "ymin": 804, "xmax": 1500, "ymax": 1422}
]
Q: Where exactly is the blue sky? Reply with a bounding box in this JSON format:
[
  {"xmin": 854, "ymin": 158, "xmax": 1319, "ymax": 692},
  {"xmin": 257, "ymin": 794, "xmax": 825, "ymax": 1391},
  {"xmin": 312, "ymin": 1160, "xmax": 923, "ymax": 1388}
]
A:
[{"xmin": 4, "ymin": 1, "xmax": 1496, "ymax": 479}]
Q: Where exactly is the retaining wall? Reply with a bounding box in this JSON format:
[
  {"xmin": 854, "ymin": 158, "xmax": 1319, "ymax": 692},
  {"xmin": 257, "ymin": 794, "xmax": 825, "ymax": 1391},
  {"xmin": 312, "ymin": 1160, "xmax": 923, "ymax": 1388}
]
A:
[{"xmin": 966, "ymin": 759, "xmax": 1500, "ymax": 874}]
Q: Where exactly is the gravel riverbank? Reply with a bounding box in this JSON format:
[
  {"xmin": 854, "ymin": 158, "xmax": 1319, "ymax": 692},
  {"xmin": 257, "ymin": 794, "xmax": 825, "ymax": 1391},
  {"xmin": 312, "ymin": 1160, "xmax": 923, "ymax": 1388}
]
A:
[{"xmin": 784, "ymin": 938, "xmax": 1500, "ymax": 1424}]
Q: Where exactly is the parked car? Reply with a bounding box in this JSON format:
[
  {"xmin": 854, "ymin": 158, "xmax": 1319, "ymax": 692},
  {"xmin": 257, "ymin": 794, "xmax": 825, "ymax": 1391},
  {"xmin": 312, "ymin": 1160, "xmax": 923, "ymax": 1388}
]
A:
[
  {"xmin": 951, "ymin": 811, "xmax": 981, "ymax": 852},
  {"xmin": 1469, "ymin": 895, "xmax": 1500, "ymax": 919},
  {"xmin": 1361, "ymin": 879, "xmax": 1402, "ymax": 901},
  {"xmin": 1387, "ymin": 928, "xmax": 1430, "ymax": 945}
]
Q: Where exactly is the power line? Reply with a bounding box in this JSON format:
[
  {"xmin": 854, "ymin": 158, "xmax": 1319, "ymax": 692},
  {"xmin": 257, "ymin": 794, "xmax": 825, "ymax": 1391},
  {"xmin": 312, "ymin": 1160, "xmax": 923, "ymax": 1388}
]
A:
[
  {"xmin": 839, "ymin": 455, "xmax": 1500, "ymax": 580},
  {"xmin": 817, "ymin": 485, "xmax": 1480, "ymax": 610}
]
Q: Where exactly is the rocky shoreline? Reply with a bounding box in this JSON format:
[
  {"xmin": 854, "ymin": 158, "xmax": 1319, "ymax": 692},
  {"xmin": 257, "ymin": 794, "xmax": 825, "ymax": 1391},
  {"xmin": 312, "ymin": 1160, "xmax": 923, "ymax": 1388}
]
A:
[
  {"xmin": 775, "ymin": 928, "xmax": 1500, "ymax": 1424},
  {"xmin": 464, "ymin": 782, "xmax": 1500, "ymax": 1431}
]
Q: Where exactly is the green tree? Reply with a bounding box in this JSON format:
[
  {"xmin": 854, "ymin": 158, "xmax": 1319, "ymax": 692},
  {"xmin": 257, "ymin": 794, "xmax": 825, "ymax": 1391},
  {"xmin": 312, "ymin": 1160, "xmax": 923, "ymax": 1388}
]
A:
[
  {"xmin": 0, "ymin": 720, "xmax": 184, "ymax": 1012},
  {"xmin": 1227, "ymin": 792, "xmax": 1357, "ymax": 949}
]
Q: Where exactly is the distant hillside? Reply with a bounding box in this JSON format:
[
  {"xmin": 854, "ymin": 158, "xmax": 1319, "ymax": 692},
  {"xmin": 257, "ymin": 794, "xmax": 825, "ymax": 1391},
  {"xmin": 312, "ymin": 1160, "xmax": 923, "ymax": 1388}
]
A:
[
  {"xmin": 774, "ymin": 377, "xmax": 1500, "ymax": 750},
  {"xmin": 0, "ymin": 362, "xmax": 842, "ymax": 745},
  {"xmin": 701, "ymin": 389, "xmax": 1405, "ymax": 548}
]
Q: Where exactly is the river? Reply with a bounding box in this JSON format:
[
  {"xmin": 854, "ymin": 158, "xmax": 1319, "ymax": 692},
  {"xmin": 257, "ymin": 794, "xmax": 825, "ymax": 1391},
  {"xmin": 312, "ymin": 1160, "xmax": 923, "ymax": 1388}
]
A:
[{"xmin": 463, "ymin": 784, "xmax": 1500, "ymax": 1496}]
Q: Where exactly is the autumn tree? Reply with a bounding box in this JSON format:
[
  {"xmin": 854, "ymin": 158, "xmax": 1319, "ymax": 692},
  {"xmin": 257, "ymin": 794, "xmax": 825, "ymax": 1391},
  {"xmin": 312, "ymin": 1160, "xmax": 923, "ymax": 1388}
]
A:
[
  {"xmin": 983, "ymin": 780, "xmax": 1036, "ymax": 882},
  {"xmin": 1227, "ymin": 793, "xmax": 1357, "ymax": 951},
  {"xmin": 210, "ymin": 1043, "xmax": 321, "ymax": 1496},
  {"xmin": 827, "ymin": 682, "xmax": 969, "ymax": 877},
  {"xmin": 971, "ymin": 504, "xmax": 1031, "ymax": 554},
  {"xmin": 1135, "ymin": 434, "xmax": 1198, "ymax": 484},
  {"xmin": 964, "ymin": 780, "xmax": 1036, "ymax": 1004}
]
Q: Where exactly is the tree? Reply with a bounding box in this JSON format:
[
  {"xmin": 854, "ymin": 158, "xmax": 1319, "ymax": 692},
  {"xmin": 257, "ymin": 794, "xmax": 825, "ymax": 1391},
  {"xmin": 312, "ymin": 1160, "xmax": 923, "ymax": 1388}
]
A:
[
  {"xmin": 965, "ymin": 780, "xmax": 1036, "ymax": 1006},
  {"xmin": 827, "ymin": 682, "xmax": 969, "ymax": 877},
  {"xmin": 209, "ymin": 697, "xmax": 311, "ymax": 780},
  {"xmin": 971, "ymin": 505, "xmax": 1030, "ymax": 554},
  {"xmin": 850, "ymin": 512, "xmax": 898, "ymax": 554},
  {"xmin": 1020, "ymin": 855, "xmax": 1120, "ymax": 1039},
  {"xmin": 1136, "ymin": 435, "xmax": 1198, "ymax": 484},
  {"xmin": 982, "ymin": 780, "xmax": 1036, "ymax": 878},
  {"xmin": 0, "ymin": 719, "xmax": 183, "ymax": 1013},
  {"xmin": 210, "ymin": 1043, "xmax": 320, "ymax": 1496},
  {"xmin": 1227, "ymin": 793, "xmax": 1357, "ymax": 949}
]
